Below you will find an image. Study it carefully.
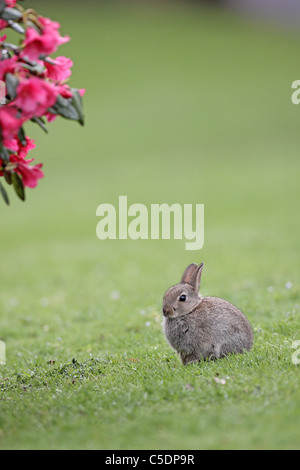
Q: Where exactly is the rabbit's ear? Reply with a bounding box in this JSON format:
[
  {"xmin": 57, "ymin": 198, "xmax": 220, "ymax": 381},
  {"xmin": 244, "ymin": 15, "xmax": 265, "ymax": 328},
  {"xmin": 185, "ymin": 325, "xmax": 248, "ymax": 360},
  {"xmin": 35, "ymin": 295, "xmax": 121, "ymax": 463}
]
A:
[
  {"xmin": 181, "ymin": 263, "xmax": 198, "ymax": 284},
  {"xmin": 189, "ymin": 263, "xmax": 204, "ymax": 292}
]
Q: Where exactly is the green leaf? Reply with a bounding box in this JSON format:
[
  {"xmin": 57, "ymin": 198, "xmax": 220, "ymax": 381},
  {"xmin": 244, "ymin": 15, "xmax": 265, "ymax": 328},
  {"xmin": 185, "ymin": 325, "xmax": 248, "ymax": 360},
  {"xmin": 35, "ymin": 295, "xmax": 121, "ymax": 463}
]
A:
[
  {"xmin": 3, "ymin": 170, "xmax": 12, "ymax": 185},
  {"xmin": 1, "ymin": 7, "xmax": 23, "ymax": 22},
  {"xmin": 71, "ymin": 88, "xmax": 85, "ymax": 126},
  {"xmin": 7, "ymin": 20, "xmax": 25, "ymax": 35},
  {"xmin": 5, "ymin": 73, "xmax": 19, "ymax": 100},
  {"xmin": 0, "ymin": 180, "xmax": 10, "ymax": 205},
  {"xmin": 2, "ymin": 42, "xmax": 19, "ymax": 53},
  {"xmin": 50, "ymin": 94, "xmax": 83, "ymax": 124},
  {"xmin": 0, "ymin": 145, "xmax": 10, "ymax": 163},
  {"xmin": 18, "ymin": 127, "xmax": 26, "ymax": 146},
  {"xmin": 31, "ymin": 116, "xmax": 48, "ymax": 134},
  {"xmin": 12, "ymin": 172, "xmax": 25, "ymax": 202},
  {"xmin": 0, "ymin": 0, "xmax": 6, "ymax": 15},
  {"xmin": 21, "ymin": 61, "xmax": 45, "ymax": 74}
]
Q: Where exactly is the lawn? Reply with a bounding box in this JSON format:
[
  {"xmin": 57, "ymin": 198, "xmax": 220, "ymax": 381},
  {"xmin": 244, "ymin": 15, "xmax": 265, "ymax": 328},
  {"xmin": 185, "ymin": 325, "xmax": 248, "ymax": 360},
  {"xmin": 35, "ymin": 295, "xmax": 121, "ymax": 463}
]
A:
[{"xmin": 0, "ymin": 0, "xmax": 300, "ymax": 450}]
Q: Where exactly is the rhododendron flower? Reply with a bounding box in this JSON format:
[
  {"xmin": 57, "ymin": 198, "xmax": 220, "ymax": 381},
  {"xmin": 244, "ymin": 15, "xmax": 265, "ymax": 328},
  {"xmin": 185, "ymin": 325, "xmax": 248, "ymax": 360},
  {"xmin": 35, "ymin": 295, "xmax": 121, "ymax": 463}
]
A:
[
  {"xmin": 0, "ymin": 55, "xmax": 18, "ymax": 81},
  {"xmin": 17, "ymin": 136, "xmax": 36, "ymax": 158},
  {"xmin": 10, "ymin": 153, "xmax": 44, "ymax": 188},
  {"xmin": 16, "ymin": 77, "xmax": 58, "ymax": 118},
  {"xmin": 3, "ymin": 137, "xmax": 18, "ymax": 152},
  {"xmin": 57, "ymin": 83, "xmax": 74, "ymax": 99},
  {"xmin": 0, "ymin": 20, "xmax": 7, "ymax": 31},
  {"xmin": 0, "ymin": 137, "xmax": 42, "ymax": 190},
  {"xmin": 0, "ymin": 2, "xmax": 84, "ymax": 205},
  {"xmin": 45, "ymin": 56, "xmax": 73, "ymax": 82},
  {"xmin": 44, "ymin": 111, "xmax": 57, "ymax": 123},
  {"xmin": 0, "ymin": 137, "xmax": 42, "ymax": 189},
  {"xmin": 0, "ymin": 107, "xmax": 23, "ymax": 141},
  {"xmin": 0, "ymin": 106, "xmax": 24, "ymax": 151},
  {"xmin": 22, "ymin": 16, "xmax": 70, "ymax": 61},
  {"xmin": 5, "ymin": 0, "xmax": 18, "ymax": 7},
  {"xmin": 78, "ymin": 89, "xmax": 86, "ymax": 97}
]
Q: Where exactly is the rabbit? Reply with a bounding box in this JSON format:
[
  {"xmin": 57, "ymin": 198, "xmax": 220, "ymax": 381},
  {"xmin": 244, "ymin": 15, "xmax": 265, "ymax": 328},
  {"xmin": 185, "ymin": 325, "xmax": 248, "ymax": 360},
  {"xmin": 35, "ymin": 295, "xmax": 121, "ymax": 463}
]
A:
[{"xmin": 162, "ymin": 263, "xmax": 253, "ymax": 364}]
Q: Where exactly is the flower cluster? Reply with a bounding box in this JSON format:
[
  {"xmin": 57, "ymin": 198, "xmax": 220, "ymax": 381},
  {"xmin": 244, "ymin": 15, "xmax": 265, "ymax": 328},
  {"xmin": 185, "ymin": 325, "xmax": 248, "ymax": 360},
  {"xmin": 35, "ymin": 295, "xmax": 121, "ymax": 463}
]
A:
[{"xmin": 0, "ymin": 0, "xmax": 85, "ymax": 205}]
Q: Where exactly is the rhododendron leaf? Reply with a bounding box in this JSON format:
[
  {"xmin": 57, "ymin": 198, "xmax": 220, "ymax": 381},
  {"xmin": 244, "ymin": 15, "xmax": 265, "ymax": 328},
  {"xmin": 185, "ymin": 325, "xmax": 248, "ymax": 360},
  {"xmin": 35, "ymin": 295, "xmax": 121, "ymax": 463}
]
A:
[
  {"xmin": 3, "ymin": 170, "xmax": 12, "ymax": 185},
  {"xmin": 1, "ymin": 42, "xmax": 19, "ymax": 53},
  {"xmin": 0, "ymin": 145, "xmax": 9, "ymax": 163},
  {"xmin": 31, "ymin": 116, "xmax": 48, "ymax": 134},
  {"xmin": 8, "ymin": 20, "xmax": 25, "ymax": 35},
  {"xmin": 0, "ymin": 180, "xmax": 10, "ymax": 205},
  {"xmin": 50, "ymin": 95, "xmax": 81, "ymax": 123},
  {"xmin": 21, "ymin": 56, "xmax": 45, "ymax": 74},
  {"xmin": 43, "ymin": 57, "xmax": 57, "ymax": 66},
  {"xmin": 5, "ymin": 72, "xmax": 19, "ymax": 100},
  {"xmin": 0, "ymin": 0, "xmax": 6, "ymax": 15},
  {"xmin": 21, "ymin": 61, "xmax": 44, "ymax": 74},
  {"xmin": 18, "ymin": 126, "xmax": 26, "ymax": 146},
  {"xmin": 1, "ymin": 8, "xmax": 23, "ymax": 22},
  {"xmin": 12, "ymin": 172, "xmax": 25, "ymax": 201},
  {"xmin": 71, "ymin": 88, "xmax": 84, "ymax": 126}
]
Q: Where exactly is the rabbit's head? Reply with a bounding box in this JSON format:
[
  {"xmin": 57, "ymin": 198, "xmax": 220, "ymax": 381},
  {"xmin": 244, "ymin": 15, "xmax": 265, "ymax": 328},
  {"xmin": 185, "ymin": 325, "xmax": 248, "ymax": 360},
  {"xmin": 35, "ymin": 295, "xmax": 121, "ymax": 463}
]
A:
[{"xmin": 162, "ymin": 263, "xmax": 204, "ymax": 318}]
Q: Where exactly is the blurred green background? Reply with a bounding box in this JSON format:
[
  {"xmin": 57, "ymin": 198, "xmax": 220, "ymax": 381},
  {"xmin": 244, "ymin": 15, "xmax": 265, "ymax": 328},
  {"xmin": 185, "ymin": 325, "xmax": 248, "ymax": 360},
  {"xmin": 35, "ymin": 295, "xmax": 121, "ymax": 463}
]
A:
[{"xmin": 0, "ymin": 0, "xmax": 300, "ymax": 450}]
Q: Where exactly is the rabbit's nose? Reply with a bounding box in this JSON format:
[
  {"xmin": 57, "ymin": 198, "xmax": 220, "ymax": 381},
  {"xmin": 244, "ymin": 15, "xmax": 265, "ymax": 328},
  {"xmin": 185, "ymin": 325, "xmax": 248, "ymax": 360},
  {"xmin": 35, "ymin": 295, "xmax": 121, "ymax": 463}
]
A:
[{"xmin": 163, "ymin": 306, "xmax": 174, "ymax": 317}]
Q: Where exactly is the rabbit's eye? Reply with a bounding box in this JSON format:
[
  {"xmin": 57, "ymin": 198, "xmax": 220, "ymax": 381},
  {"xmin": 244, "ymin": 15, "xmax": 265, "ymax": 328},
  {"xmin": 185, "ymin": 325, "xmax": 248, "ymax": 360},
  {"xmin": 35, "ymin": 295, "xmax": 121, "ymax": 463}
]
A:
[{"xmin": 179, "ymin": 294, "xmax": 186, "ymax": 302}]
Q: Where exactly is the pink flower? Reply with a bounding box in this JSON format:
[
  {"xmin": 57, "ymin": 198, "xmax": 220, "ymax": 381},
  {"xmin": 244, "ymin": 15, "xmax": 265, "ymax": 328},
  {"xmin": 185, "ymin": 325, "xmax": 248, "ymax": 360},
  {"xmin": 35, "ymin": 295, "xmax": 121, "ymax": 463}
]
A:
[
  {"xmin": 0, "ymin": 55, "xmax": 18, "ymax": 81},
  {"xmin": 3, "ymin": 136, "xmax": 18, "ymax": 152},
  {"xmin": 0, "ymin": 136, "xmax": 43, "ymax": 189},
  {"xmin": 44, "ymin": 111, "xmax": 57, "ymax": 123},
  {"xmin": 0, "ymin": 106, "xmax": 23, "ymax": 141},
  {"xmin": 0, "ymin": 5, "xmax": 84, "ymax": 200},
  {"xmin": 5, "ymin": 0, "xmax": 18, "ymax": 7},
  {"xmin": 10, "ymin": 154, "xmax": 44, "ymax": 188},
  {"xmin": 9, "ymin": 137, "xmax": 44, "ymax": 189},
  {"xmin": 45, "ymin": 56, "xmax": 73, "ymax": 82},
  {"xmin": 17, "ymin": 136, "xmax": 36, "ymax": 158},
  {"xmin": 16, "ymin": 76, "xmax": 58, "ymax": 118},
  {"xmin": 57, "ymin": 83, "xmax": 73, "ymax": 99},
  {"xmin": 22, "ymin": 16, "xmax": 70, "ymax": 61},
  {"xmin": 0, "ymin": 20, "xmax": 7, "ymax": 31}
]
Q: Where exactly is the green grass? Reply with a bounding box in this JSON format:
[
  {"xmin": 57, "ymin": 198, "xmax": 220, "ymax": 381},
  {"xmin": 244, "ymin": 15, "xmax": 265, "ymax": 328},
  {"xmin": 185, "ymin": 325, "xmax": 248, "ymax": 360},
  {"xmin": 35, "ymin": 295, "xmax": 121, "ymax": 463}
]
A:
[{"xmin": 0, "ymin": 0, "xmax": 300, "ymax": 449}]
